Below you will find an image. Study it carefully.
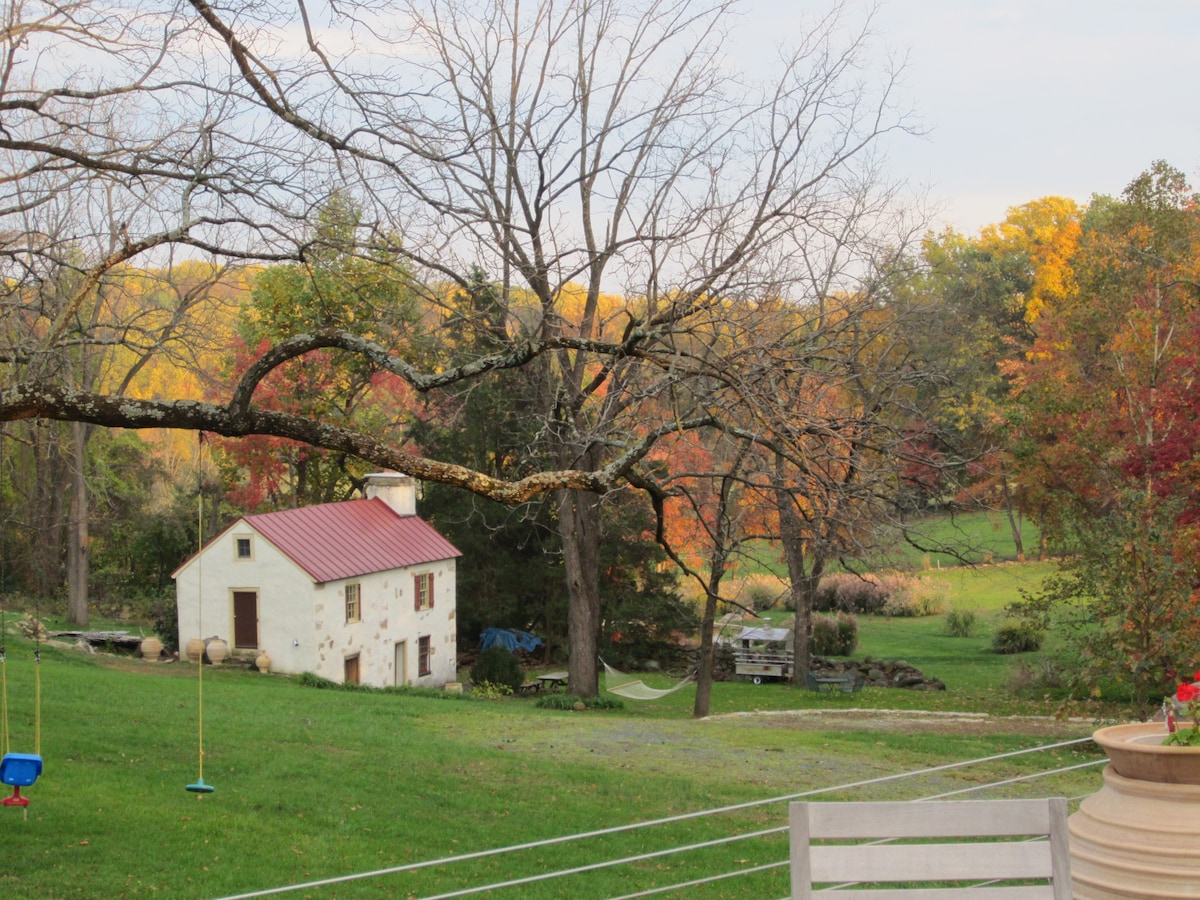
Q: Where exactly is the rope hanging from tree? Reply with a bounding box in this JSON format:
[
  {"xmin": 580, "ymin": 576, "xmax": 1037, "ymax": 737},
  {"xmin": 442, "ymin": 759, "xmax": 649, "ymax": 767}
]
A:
[
  {"xmin": 0, "ymin": 425, "xmax": 44, "ymax": 809},
  {"xmin": 186, "ymin": 432, "xmax": 214, "ymax": 795}
]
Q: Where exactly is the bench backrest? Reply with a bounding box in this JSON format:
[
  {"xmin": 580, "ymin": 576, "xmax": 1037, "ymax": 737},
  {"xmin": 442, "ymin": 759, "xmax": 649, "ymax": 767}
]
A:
[{"xmin": 789, "ymin": 797, "xmax": 1072, "ymax": 899}]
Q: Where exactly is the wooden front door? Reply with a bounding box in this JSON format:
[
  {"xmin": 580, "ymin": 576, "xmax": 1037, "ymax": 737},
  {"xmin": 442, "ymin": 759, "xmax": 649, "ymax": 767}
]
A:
[
  {"xmin": 344, "ymin": 655, "xmax": 360, "ymax": 685},
  {"xmin": 232, "ymin": 591, "xmax": 258, "ymax": 649}
]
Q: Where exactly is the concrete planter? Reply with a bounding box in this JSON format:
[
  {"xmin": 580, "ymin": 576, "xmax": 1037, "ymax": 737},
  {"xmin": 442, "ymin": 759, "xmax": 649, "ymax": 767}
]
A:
[
  {"xmin": 205, "ymin": 638, "xmax": 228, "ymax": 665},
  {"xmin": 1070, "ymin": 722, "xmax": 1200, "ymax": 897},
  {"xmin": 185, "ymin": 637, "xmax": 205, "ymax": 664},
  {"xmin": 140, "ymin": 636, "xmax": 163, "ymax": 661}
]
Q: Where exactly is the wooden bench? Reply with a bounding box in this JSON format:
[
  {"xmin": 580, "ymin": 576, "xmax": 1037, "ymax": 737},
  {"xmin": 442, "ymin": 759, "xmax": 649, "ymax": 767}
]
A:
[
  {"xmin": 789, "ymin": 797, "xmax": 1072, "ymax": 898},
  {"xmin": 805, "ymin": 671, "xmax": 863, "ymax": 693}
]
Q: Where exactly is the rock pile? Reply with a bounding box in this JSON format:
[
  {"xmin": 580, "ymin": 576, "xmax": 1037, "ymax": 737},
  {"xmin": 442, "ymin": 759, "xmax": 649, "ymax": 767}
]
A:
[{"xmin": 810, "ymin": 655, "xmax": 945, "ymax": 691}]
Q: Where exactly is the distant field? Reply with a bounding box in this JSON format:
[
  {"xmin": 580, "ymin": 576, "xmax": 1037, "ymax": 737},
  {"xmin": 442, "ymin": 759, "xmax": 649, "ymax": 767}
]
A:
[
  {"xmin": 733, "ymin": 510, "xmax": 1041, "ymax": 579},
  {"xmin": 873, "ymin": 510, "xmax": 1042, "ymax": 570}
]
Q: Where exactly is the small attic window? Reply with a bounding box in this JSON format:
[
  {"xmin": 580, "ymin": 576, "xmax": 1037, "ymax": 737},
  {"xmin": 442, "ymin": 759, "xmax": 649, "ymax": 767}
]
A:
[{"xmin": 235, "ymin": 536, "xmax": 253, "ymax": 560}]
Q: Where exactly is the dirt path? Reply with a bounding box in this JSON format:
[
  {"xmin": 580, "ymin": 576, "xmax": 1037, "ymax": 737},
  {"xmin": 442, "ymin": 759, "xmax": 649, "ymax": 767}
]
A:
[{"xmin": 703, "ymin": 707, "xmax": 1098, "ymax": 738}]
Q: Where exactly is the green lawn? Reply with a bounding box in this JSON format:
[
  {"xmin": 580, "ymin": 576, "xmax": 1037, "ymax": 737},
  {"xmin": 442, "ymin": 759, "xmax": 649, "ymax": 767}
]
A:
[
  {"xmin": 0, "ymin": 611, "xmax": 1103, "ymax": 900},
  {"xmin": 871, "ymin": 510, "xmax": 1042, "ymax": 570},
  {"xmin": 743, "ymin": 560, "xmax": 1083, "ymax": 715}
]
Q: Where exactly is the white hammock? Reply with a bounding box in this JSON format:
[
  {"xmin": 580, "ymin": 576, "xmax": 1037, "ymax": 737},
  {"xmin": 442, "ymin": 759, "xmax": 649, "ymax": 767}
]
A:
[{"xmin": 600, "ymin": 659, "xmax": 695, "ymax": 700}]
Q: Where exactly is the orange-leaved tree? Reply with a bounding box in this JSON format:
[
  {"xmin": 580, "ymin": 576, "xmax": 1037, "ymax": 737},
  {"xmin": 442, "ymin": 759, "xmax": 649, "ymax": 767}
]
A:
[{"xmin": 1005, "ymin": 162, "xmax": 1200, "ymax": 711}]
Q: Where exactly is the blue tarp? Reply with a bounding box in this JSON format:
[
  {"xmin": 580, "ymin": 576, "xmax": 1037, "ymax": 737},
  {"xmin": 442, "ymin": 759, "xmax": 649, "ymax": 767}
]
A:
[{"xmin": 480, "ymin": 627, "xmax": 544, "ymax": 654}]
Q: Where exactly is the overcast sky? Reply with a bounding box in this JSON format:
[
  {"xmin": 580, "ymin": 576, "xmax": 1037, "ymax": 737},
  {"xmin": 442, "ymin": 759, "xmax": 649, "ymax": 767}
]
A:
[{"xmin": 740, "ymin": 0, "xmax": 1200, "ymax": 235}]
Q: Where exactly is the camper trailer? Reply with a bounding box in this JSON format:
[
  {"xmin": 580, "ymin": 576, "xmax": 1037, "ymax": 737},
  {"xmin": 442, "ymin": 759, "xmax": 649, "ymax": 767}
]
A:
[{"xmin": 731, "ymin": 626, "xmax": 793, "ymax": 684}]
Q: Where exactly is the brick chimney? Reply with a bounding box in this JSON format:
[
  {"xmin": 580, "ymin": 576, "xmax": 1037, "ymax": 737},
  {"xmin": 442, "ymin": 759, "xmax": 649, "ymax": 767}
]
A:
[{"xmin": 364, "ymin": 472, "xmax": 417, "ymax": 516}]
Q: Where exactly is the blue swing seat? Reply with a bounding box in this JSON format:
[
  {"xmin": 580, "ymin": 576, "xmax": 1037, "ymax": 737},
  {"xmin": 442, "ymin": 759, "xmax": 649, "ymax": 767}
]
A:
[{"xmin": 0, "ymin": 752, "xmax": 43, "ymax": 787}]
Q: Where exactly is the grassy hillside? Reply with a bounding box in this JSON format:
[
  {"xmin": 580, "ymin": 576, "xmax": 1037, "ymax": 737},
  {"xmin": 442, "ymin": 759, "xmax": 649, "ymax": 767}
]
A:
[
  {"xmin": 871, "ymin": 511, "xmax": 1042, "ymax": 570},
  {"xmin": 0, "ymin": 619, "xmax": 1101, "ymax": 900}
]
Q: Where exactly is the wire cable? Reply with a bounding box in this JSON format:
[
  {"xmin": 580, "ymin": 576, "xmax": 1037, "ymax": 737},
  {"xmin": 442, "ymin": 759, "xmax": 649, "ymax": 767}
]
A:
[{"xmin": 209, "ymin": 736, "xmax": 1099, "ymax": 900}]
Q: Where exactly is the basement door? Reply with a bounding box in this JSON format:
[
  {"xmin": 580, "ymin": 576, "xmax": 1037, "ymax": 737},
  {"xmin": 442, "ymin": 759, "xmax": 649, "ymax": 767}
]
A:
[
  {"xmin": 394, "ymin": 641, "xmax": 408, "ymax": 686},
  {"xmin": 232, "ymin": 590, "xmax": 259, "ymax": 650}
]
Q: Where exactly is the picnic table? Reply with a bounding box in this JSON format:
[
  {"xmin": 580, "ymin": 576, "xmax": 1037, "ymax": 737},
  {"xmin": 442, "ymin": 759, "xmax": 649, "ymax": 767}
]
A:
[
  {"xmin": 536, "ymin": 671, "xmax": 568, "ymax": 691},
  {"xmin": 517, "ymin": 671, "xmax": 569, "ymax": 695}
]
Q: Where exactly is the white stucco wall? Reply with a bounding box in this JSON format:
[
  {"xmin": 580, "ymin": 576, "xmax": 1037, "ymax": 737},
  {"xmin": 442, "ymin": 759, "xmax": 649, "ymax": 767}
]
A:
[
  {"xmin": 175, "ymin": 525, "xmax": 458, "ymax": 688},
  {"xmin": 313, "ymin": 560, "xmax": 457, "ymax": 688},
  {"xmin": 174, "ymin": 525, "xmax": 318, "ymax": 675}
]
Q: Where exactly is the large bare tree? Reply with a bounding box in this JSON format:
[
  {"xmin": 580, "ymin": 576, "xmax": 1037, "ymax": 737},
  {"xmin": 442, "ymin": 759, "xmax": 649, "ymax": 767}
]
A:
[{"xmin": 1, "ymin": 0, "xmax": 912, "ymax": 690}]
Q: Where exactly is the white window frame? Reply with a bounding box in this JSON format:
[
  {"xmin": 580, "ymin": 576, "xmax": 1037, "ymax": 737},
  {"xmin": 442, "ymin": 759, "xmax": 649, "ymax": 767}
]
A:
[{"xmin": 415, "ymin": 572, "xmax": 433, "ymax": 610}]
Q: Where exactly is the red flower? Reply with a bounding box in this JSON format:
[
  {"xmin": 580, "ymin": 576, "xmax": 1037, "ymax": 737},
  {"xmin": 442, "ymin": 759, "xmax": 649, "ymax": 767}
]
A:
[{"xmin": 1178, "ymin": 683, "xmax": 1200, "ymax": 703}]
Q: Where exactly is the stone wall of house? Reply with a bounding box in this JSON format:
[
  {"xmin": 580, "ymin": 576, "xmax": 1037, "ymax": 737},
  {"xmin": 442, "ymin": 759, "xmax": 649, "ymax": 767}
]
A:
[
  {"xmin": 175, "ymin": 525, "xmax": 458, "ymax": 688},
  {"xmin": 315, "ymin": 560, "xmax": 458, "ymax": 688}
]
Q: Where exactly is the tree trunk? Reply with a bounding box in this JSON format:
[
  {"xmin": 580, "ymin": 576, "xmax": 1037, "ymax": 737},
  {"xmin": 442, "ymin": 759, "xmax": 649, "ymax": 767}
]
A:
[
  {"xmin": 692, "ymin": 561, "xmax": 726, "ymax": 719},
  {"xmin": 1000, "ymin": 471, "xmax": 1026, "ymax": 562},
  {"xmin": 560, "ymin": 487, "xmax": 602, "ymax": 697},
  {"xmin": 693, "ymin": 470, "xmax": 739, "ymax": 719},
  {"xmin": 774, "ymin": 466, "xmax": 829, "ymax": 686},
  {"xmin": 66, "ymin": 420, "xmax": 90, "ymax": 626},
  {"xmin": 29, "ymin": 423, "xmax": 67, "ymax": 599}
]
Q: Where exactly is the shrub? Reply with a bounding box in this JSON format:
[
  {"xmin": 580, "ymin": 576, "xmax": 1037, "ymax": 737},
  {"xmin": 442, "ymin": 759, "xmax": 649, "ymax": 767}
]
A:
[
  {"xmin": 877, "ymin": 574, "xmax": 949, "ymax": 617},
  {"xmin": 297, "ymin": 671, "xmax": 339, "ymax": 689},
  {"xmin": 912, "ymin": 577, "xmax": 951, "ymax": 616},
  {"xmin": 815, "ymin": 572, "xmax": 948, "ymax": 617},
  {"xmin": 469, "ymin": 645, "xmax": 526, "ymax": 691},
  {"xmin": 152, "ymin": 599, "xmax": 179, "ymax": 654},
  {"xmin": 536, "ymin": 693, "xmax": 624, "ymax": 711},
  {"xmin": 1007, "ymin": 658, "xmax": 1067, "ymax": 694},
  {"xmin": 810, "ymin": 611, "xmax": 858, "ymax": 656},
  {"xmin": 992, "ymin": 619, "xmax": 1044, "ymax": 654},
  {"xmin": 296, "ymin": 672, "xmax": 475, "ymax": 700},
  {"xmin": 471, "ymin": 681, "xmax": 514, "ymax": 700},
  {"xmin": 944, "ymin": 608, "xmax": 977, "ymax": 638},
  {"xmin": 814, "ymin": 573, "xmax": 886, "ymax": 614},
  {"xmin": 740, "ymin": 574, "xmax": 783, "ymax": 613}
]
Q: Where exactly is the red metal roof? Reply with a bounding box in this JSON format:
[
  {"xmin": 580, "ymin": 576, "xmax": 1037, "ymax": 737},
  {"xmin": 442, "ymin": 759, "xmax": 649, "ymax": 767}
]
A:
[{"xmin": 242, "ymin": 498, "xmax": 461, "ymax": 584}]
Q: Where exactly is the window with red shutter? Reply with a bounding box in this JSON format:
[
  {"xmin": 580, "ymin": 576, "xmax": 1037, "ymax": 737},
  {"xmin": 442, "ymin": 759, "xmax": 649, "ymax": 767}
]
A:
[
  {"xmin": 418, "ymin": 636, "xmax": 431, "ymax": 676},
  {"xmin": 414, "ymin": 572, "xmax": 433, "ymax": 610}
]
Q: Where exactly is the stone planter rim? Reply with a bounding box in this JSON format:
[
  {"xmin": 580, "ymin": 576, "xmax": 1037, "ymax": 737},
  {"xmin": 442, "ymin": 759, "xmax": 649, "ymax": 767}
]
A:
[{"xmin": 1093, "ymin": 721, "xmax": 1200, "ymax": 785}]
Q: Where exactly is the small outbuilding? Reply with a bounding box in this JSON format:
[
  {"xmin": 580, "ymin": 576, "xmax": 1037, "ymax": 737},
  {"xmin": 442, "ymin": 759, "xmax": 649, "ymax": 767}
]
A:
[{"xmin": 173, "ymin": 473, "xmax": 461, "ymax": 688}]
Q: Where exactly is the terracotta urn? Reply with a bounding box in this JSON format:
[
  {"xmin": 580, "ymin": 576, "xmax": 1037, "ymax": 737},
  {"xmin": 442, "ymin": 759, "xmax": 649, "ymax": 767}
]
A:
[
  {"xmin": 205, "ymin": 638, "xmax": 229, "ymax": 666},
  {"xmin": 1091, "ymin": 721, "xmax": 1200, "ymax": 784},
  {"xmin": 1070, "ymin": 722, "xmax": 1200, "ymax": 898},
  {"xmin": 255, "ymin": 651, "xmax": 271, "ymax": 673},
  {"xmin": 185, "ymin": 637, "xmax": 205, "ymax": 664},
  {"xmin": 140, "ymin": 636, "xmax": 163, "ymax": 661}
]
